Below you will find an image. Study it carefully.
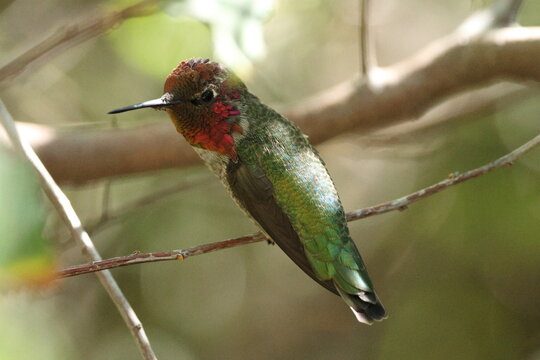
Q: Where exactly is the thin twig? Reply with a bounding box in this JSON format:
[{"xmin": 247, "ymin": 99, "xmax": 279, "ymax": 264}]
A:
[
  {"xmin": 346, "ymin": 132, "xmax": 540, "ymax": 220},
  {"xmin": 502, "ymin": 0, "xmax": 525, "ymax": 25},
  {"xmin": 0, "ymin": 101, "xmax": 158, "ymax": 360},
  {"xmin": 100, "ymin": 182, "xmax": 113, "ymax": 225},
  {"xmin": 96, "ymin": 118, "xmax": 118, "ymax": 229},
  {"xmin": 459, "ymin": 0, "xmax": 525, "ymax": 37},
  {"xmin": 0, "ymin": 0, "xmax": 158, "ymax": 85},
  {"xmin": 359, "ymin": 0, "xmax": 374, "ymax": 80},
  {"xmin": 57, "ymin": 132, "xmax": 540, "ymax": 278}
]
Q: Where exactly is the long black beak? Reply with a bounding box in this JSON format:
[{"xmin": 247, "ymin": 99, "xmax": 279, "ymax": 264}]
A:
[{"xmin": 107, "ymin": 98, "xmax": 183, "ymax": 114}]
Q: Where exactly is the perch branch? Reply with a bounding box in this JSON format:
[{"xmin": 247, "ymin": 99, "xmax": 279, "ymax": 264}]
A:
[
  {"xmin": 0, "ymin": 101, "xmax": 157, "ymax": 360},
  {"xmin": 57, "ymin": 131, "xmax": 540, "ymax": 278},
  {"xmin": 58, "ymin": 234, "xmax": 268, "ymax": 278}
]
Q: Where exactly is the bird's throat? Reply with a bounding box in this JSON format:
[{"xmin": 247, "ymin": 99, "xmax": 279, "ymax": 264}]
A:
[{"xmin": 167, "ymin": 109, "xmax": 243, "ymax": 163}]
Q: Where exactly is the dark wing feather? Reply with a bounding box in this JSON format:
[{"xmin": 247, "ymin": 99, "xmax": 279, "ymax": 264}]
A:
[{"xmin": 227, "ymin": 160, "xmax": 338, "ymax": 295}]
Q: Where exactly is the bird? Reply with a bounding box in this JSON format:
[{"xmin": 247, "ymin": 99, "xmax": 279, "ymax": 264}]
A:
[{"xmin": 109, "ymin": 58, "xmax": 386, "ymax": 324}]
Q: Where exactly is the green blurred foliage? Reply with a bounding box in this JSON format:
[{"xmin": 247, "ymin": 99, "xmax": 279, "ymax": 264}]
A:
[
  {"xmin": 1, "ymin": 0, "xmax": 540, "ymax": 359},
  {"xmin": 166, "ymin": 0, "xmax": 273, "ymax": 73},
  {"xmin": 108, "ymin": 0, "xmax": 273, "ymax": 78},
  {"xmin": 0, "ymin": 294, "xmax": 77, "ymax": 360},
  {"xmin": 0, "ymin": 151, "xmax": 53, "ymax": 288},
  {"xmin": 108, "ymin": 13, "xmax": 212, "ymax": 78}
]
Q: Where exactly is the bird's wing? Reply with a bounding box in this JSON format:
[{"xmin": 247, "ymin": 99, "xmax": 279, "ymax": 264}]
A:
[{"xmin": 226, "ymin": 160, "xmax": 338, "ymax": 295}]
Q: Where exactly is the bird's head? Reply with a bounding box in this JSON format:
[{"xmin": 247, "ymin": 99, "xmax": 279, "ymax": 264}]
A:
[{"xmin": 109, "ymin": 58, "xmax": 246, "ymax": 162}]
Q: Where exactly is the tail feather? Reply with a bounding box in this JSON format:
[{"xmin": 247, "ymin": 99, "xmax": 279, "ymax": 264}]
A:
[{"xmin": 333, "ymin": 280, "xmax": 387, "ymax": 325}]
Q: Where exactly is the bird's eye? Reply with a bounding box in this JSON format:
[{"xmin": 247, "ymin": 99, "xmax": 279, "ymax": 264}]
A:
[
  {"xmin": 191, "ymin": 89, "xmax": 215, "ymax": 106},
  {"xmin": 201, "ymin": 89, "xmax": 214, "ymax": 102}
]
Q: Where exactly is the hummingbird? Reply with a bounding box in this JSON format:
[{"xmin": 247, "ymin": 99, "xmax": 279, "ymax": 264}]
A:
[{"xmin": 109, "ymin": 58, "xmax": 386, "ymax": 324}]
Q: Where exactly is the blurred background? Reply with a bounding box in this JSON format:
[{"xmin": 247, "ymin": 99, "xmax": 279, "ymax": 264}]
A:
[{"xmin": 1, "ymin": 0, "xmax": 540, "ymax": 359}]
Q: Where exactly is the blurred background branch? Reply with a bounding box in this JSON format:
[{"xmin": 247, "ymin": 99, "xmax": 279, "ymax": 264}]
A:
[
  {"xmin": 0, "ymin": 0, "xmax": 158, "ymax": 86},
  {"xmin": 1, "ymin": 0, "xmax": 538, "ymax": 184}
]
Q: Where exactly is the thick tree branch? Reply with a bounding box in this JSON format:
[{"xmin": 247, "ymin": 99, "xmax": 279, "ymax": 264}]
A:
[
  {"xmin": 0, "ymin": 101, "xmax": 158, "ymax": 360},
  {"xmin": 363, "ymin": 82, "xmax": 530, "ymax": 143},
  {"xmin": 0, "ymin": 0, "xmax": 537, "ymax": 185},
  {"xmin": 57, "ymin": 131, "xmax": 540, "ymax": 278},
  {"xmin": 11, "ymin": 25, "xmax": 540, "ymax": 185},
  {"xmin": 294, "ymin": 27, "xmax": 540, "ymax": 145}
]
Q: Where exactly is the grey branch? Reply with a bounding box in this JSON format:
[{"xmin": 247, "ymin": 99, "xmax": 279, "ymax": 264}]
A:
[
  {"xmin": 0, "ymin": 101, "xmax": 158, "ymax": 360},
  {"xmin": 57, "ymin": 130, "xmax": 540, "ymax": 278}
]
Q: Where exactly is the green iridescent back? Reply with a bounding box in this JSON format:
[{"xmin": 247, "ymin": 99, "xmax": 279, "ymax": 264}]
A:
[{"xmin": 236, "ymin": 98, "xmax": 373, "ymax": 292}]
